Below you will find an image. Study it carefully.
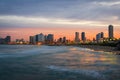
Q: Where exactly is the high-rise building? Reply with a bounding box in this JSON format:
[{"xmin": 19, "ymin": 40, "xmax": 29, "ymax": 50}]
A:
[
  {"xmin": 30, "ymin": 33, "xmax": 45, "ymax": 44},
  {"xmin": 75, "ymin": 32, "xmax": 80, "ymax": 43},
  {"xmin": 96, "ymin": 32, "xmax": 105, "ymax": 43},
  {"xmin": 0, "ymin": 38, "xmax": 5, "ymax": 44},
  {"xmin": 58, "ymin": 37, "xmax": 63, "ymax": 43},
  {"xmin": 29, "ymin": 36, "xmax": 34, "ymax": 44},
  {"xmin": 96, "ymin": 33, "xmax": 101, "ymax": 42},
  {"xmin": 0, "ymin": 36, "xmax": 11, "ymax": 44},
  {"xmin": 44, "ymin": 35, "xmax": 47, "ymax": 41},
  {"xmin": 38, "ymin": 33, "xmax": 45, "ymax": 42},
  {"xmin": 47, "ymin": 34, "xmax": 54, "ymax": 43},
  {"xmin": 63, "ymin": 37, "xmax": 66, "ymax": 43},
  {"xmin": 5, "ymin": 36, "xmax": 11, "ymax": 43},
  {"xmin": 108, "ymin": 25, "xmax": 114, "ymax": 38},
  {"xmin": 33, "ymin": 35, "xmax": 36, "ymax": 44},
  {"xmin": 35, "ymin": 34, "xmax": 39, "ymax": 42},
  {"xmin": 101, "ymin": 32, "xmax": 104, "ymax": 38},
  {"xmin": 81, "ymin": 32, "xmax": 86, "ymax": 41}
]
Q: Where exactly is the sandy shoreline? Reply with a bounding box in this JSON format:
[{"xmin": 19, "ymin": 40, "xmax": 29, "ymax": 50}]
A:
[{"xmin": 77, "ymin": 45, "xmax": 120, "ymax": 55}]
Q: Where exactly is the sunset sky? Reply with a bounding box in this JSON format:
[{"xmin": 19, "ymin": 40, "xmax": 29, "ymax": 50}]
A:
[{"xmin": 0, "ymin": 0, "xmax": 120, "ymax": 41}]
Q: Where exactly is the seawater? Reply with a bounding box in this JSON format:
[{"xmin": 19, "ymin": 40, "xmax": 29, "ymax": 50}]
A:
[{"xmin": 0, "ymin": 45, "xmax": 120, "ymax": 80}]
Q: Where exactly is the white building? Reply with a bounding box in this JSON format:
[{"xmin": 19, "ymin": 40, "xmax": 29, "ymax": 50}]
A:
[{"xmin": 38, "ymin": 33, "xmax": 45, "ymax": 42}]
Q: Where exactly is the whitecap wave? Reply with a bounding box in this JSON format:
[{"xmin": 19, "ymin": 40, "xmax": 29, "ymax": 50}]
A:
[{"xmin": 46, "ymin": 65, "xmax": 106, "ymax": 80}]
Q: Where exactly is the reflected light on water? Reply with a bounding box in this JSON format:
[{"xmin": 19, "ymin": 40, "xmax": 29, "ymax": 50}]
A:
[{"xmin": 53, "ymin": 47, "xmax": 118, "ymax": 70}]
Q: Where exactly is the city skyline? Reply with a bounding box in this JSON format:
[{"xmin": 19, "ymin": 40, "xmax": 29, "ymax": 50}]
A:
[
  {"xmin": 0, "ymin": 0, "xmax": 120, "ymax": 41},
  {"xmin": 1, "ymin": 24, "xmax": 118, "ymax": 45},
  {"xmin": 0, "ymin": 25, "xmax": 120, "ymax": 41}
]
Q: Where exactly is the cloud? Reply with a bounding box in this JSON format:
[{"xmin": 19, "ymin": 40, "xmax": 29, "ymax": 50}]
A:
[
  {"xmin": 0, "ymin": 15, "xmax": 119, "ymax": 29},
  {"xmin": 93, "ymin": 1, "xmax": 120, "ymax": 7},
  {"xmin": 0, "ymin": 0, "xmax": 120, "ymax": 28}
]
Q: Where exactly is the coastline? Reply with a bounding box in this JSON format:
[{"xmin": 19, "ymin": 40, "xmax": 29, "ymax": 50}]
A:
[
  {"xmin": 0, "ymin": 44, "xmax": 120, "ymax": 55},
  {"xmin": 77, "ymin": 45, "xmax": 120, "ymax": 55}
]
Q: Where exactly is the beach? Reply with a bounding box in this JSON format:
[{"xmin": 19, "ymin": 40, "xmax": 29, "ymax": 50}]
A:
[{"xmin": 78, "ymin": 45, "xmax": 120, "ymax": 55}]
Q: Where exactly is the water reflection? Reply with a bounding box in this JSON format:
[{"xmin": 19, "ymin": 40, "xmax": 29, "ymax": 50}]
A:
[{"xmin": 52, "ymin": 47, "xmax": 118, "ymax": 71}]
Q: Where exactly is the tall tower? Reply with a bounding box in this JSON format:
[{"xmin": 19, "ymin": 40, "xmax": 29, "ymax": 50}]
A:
[
  {"xmin": 108, "ymin": 25, "xmax": 114, "ymax": 38},
  {"xmin": 75, "ymin": 32, "xmax": 80, "ymax": 43},
  {"xmin": 81, "ymin": 32, "xmax": 86, "ymax": 41},
  {"xmin": 101, "ymin": 32, "xmax": 104, "ymax": 38}
]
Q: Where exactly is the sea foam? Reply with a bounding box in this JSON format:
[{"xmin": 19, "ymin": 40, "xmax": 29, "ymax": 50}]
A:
[{"xmin": 46, "ymin": 65, "xmax": 106, "ymax": 80}]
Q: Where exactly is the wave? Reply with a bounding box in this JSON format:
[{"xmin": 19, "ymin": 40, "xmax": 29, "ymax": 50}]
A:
[
  {"xmin": 0, "ymin": 46, "xmax": 69, "ymax": 58},
  {"xmin": 46, "ymin": 65, "xmax": 106, "ymax": 80}
]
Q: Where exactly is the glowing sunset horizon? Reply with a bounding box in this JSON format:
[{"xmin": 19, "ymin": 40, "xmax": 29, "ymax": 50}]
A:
[{"xmin": 0, "ymin": 26, "xmax": 120, "ymax": 41}]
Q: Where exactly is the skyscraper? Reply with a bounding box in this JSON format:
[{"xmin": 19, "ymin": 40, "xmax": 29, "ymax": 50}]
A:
[
  {"xmin": 38, "ymin": 33, "xmax": 45, "ymax": 42},
  {"xmin": 108, "ymin": 25, "xmax": 114, "ymax": 39},
  {"xmin": 75, "ymin": 32, "xmax": 80, "ymax": 43},
  {"xmin": 47, "ymin": 34, "xmax": 54, "ymax": 43},
  {"xmin": 35, "ymin": 34, "xmax": 39, "ymax": 42},
  {"xmin": 31, "ymin": 33, "xmax": 45, "ymax": 44},
  {"xmin": 101, "ymin": 32, "xmax": 104, "ymax": 38},
  {"xmin": 81, "ymin": 32, "xmax": 86, "ymax": 41},
  {"xmin": 96, "ymin": 33, "xmax": 101, "ymax": 42}
]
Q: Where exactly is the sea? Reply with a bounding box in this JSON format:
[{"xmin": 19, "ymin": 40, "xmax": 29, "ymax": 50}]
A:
[{"xmin": 0, "ymin": 45, "xmax": 120, "ymax": 80}]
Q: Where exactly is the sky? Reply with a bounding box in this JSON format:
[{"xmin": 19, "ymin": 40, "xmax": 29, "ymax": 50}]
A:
[{"xmin": 0, "ymin": 0, "xmax": 120, "ymax": 41}]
